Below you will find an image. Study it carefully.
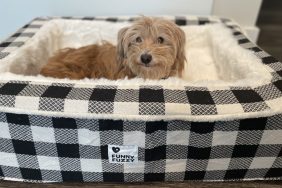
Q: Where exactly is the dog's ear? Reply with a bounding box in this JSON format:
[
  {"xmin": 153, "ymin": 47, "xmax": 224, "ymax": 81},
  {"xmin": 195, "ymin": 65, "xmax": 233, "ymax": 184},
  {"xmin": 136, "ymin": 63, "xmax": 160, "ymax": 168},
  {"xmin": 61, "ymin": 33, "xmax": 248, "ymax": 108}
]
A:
[
  {"xmin": 117, "ymin": 27, "xmax": 129, "ymax": 63},
  {"xmin": 173, "ymin": 27, "xmax": 186, "ymax": 77}
]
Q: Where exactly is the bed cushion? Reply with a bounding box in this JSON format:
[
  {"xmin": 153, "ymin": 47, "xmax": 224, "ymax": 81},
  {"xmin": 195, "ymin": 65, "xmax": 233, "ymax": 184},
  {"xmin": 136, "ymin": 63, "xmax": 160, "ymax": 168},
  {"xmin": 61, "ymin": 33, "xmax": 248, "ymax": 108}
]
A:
[
  {"xmin": 0, "ymin": 16, "xmax": 281, "ymax": 183},
  {"xmin": 0, "ymin": 16, "xmax": 281, "ymax": 121}
]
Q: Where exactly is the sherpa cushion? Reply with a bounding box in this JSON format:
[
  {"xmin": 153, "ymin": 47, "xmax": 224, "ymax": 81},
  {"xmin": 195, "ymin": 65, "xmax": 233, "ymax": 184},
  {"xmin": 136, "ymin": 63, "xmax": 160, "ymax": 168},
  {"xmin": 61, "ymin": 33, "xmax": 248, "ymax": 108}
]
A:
[{"xmin": 0, "ymin": 17, "xmax": 281, "ymax": 122}]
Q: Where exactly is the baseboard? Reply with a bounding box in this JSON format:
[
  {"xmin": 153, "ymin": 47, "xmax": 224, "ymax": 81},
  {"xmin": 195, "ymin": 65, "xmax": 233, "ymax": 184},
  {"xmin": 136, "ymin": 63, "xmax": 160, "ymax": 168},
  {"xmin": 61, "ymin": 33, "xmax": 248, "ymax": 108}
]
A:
[{"xmin": 241, "ymin": 26, "xmax": 260, "ymax": 43}]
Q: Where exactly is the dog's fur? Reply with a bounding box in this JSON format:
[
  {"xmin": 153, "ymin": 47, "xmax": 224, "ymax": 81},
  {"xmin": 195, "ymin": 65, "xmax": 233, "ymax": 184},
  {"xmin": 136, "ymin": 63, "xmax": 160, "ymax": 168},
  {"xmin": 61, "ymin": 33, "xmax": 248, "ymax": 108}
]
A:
[{"xmin": 40, "ymin": 17, "xmax": 186, "ymax": 80}]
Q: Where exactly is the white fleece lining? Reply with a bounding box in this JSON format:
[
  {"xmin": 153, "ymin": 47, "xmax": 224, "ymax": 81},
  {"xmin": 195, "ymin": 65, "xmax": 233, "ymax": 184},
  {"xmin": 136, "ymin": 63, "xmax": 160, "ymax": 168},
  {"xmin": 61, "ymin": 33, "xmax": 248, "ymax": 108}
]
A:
[
  {"xmin": 0, "ymin": 19, "xmax": 280, "ymax": 122},
  {"xmin": 0, "ymin": 19, "xmax": 272, "ymax": 88}
]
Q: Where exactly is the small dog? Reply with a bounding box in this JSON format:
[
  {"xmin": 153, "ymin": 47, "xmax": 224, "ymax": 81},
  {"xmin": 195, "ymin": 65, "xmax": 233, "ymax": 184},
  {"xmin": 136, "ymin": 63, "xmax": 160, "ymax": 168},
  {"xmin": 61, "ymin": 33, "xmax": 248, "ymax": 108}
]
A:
[{"xmin": 40, "ymin": 17, "xmax": 186, "ymax": 80}]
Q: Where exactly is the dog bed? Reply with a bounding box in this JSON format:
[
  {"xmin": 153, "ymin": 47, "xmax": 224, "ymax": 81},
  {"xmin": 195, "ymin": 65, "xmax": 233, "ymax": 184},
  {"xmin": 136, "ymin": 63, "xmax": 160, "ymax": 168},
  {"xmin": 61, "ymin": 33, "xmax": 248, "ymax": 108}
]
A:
[{"xmin": 0, "ymin": 16, "xmax": 281, "ymax": 183}]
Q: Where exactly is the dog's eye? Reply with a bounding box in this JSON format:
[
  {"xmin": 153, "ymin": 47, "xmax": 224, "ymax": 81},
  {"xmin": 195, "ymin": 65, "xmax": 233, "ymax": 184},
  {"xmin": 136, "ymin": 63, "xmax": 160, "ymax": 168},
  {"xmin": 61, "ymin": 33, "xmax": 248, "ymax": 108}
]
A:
[
  {"xmin": 136, "ymin": 37, "xmax": 142, "ymax": 43},
  {"xmin": 157, "ymin": 37, "xmax": 164, "ymax": 44}
]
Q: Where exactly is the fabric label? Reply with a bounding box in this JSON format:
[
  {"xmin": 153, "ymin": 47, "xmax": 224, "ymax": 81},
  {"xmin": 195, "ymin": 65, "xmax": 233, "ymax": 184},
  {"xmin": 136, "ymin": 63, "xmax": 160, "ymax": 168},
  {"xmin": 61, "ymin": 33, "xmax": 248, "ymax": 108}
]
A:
[{"xmin": 108, "ymin": 145, "xmax": 138, "ymax": 164}]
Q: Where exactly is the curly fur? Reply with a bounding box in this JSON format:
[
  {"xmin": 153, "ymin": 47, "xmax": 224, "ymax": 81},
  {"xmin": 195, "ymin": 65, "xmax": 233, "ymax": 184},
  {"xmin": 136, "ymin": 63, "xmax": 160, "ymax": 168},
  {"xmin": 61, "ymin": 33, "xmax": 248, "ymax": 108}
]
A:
[{"xmin": 40, "ymin": 17, "xmax": 186, "ymax": 80}]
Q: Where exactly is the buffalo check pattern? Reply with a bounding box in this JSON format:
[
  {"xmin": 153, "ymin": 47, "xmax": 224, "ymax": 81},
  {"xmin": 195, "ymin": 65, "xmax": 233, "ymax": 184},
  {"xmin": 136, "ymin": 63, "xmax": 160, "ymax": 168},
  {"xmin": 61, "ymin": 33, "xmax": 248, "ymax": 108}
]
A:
[
  {"xmin": 0, "ymin": 16, "xmax": 281, "ymax": 119},
  {"xmin": 0, "ymin": 80, "xmax": 281, "ymax": 118},
  {"xmin": 0, "ymin": 113, "xmax": 282, "ymax": 182},
  {"xmin": 0, "ymin": 16, "xmax": 282, "ymax": 182}
]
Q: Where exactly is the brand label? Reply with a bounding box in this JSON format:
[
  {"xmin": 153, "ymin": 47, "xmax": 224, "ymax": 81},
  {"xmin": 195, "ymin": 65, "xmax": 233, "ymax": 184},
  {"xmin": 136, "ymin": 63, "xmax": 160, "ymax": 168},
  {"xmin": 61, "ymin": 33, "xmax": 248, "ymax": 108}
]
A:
[{"xmin": 108, "ymin": 145, "xmax": 138, "ymax": 163}]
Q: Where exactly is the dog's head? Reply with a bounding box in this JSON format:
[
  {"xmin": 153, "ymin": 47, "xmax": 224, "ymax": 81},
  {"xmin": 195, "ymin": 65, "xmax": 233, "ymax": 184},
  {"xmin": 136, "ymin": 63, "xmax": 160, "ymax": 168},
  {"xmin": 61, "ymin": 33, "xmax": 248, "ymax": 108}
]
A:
[{"xmin": 117, "ymin": 17, "xmax": 186, "ymax": 79}]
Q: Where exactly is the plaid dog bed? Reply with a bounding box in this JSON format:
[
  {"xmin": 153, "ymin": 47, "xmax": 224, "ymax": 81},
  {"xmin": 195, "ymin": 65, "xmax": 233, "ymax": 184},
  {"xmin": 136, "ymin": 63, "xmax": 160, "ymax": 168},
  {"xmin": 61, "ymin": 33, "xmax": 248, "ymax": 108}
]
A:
[{"xmin": 0, "ymin": 16, "xmax": 281, "ymax": 183}]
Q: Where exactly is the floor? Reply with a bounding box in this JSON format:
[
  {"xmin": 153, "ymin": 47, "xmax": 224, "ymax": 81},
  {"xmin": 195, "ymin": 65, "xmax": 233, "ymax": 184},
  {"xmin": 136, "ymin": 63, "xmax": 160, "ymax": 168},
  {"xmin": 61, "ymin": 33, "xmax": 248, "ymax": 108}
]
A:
[
  {"xmin": 0, "ymin": 1, "xmax": 282, "ymax": 188},
  {"xmin": 0, "ymin": 180, "xmax": 282, "ymax": 188}
]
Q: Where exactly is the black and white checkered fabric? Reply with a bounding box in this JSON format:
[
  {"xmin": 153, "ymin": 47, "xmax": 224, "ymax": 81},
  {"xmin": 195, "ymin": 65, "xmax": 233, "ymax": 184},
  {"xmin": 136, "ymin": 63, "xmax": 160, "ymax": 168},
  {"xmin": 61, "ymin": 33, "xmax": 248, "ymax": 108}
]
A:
[
  {"xmin": 0, "ymin": 16, "xmax": 281, "ymax": 120},
  {"xmin": 0, "ymin": 16, "xmax": 282, "ymax": 182},
  {"xmin": 0, "ymin": 112, "xmax": 281, "ymax": 182}
]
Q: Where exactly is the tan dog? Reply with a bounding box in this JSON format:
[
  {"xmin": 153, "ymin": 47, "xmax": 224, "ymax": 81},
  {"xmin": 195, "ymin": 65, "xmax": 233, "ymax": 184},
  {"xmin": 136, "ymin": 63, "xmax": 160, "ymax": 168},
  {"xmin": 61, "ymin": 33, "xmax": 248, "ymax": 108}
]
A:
[{"xmin": 40, "ymin": 17, "xmax": 186, "ymax": 80}]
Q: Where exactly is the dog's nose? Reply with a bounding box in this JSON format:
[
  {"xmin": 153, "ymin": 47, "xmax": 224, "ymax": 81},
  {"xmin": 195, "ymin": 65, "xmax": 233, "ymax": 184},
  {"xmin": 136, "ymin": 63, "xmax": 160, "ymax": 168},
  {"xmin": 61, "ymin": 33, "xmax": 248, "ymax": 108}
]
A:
[{"xmin": 141, "ymin": 53, "xmax": 152, "ymax": 64}]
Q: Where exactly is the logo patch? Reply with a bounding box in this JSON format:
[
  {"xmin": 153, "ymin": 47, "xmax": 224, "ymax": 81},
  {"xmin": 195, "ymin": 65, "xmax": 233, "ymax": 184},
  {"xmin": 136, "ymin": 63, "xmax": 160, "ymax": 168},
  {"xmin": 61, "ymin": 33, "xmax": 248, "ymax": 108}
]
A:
[
  {"xmin": 108, "ymin": 145, "xmax": 138, "ymax": 164},
  {"xmin": 112, "ymin": 147, "xmax": 120, "ymax": 153}
]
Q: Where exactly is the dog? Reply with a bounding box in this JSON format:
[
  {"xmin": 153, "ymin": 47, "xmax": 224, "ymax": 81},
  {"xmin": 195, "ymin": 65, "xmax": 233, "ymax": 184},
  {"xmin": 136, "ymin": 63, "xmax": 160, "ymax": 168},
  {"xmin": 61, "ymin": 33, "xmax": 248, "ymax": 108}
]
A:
[{"xmin": 40, "ymin": 17, "xmax": 186, "ymax": 80}]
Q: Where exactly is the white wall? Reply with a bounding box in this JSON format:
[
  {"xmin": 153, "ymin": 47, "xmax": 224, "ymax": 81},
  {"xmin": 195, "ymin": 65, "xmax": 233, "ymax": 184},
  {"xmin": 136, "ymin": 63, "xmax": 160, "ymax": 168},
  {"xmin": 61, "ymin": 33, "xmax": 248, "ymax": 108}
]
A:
[
  {"xmin": 0, "ymin": 0, "xmax": 263, "ymax": 42},
  {"xmin": 0, "ymin": 0, "xmax": 213, "ymax": 41},
  {"xmin": 212, "ymin": 0, "xmax": 262, "ymax": 26},
  {"xmin": 212, "ymin": 0, "xmax": 262, "ymax": 42}
]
